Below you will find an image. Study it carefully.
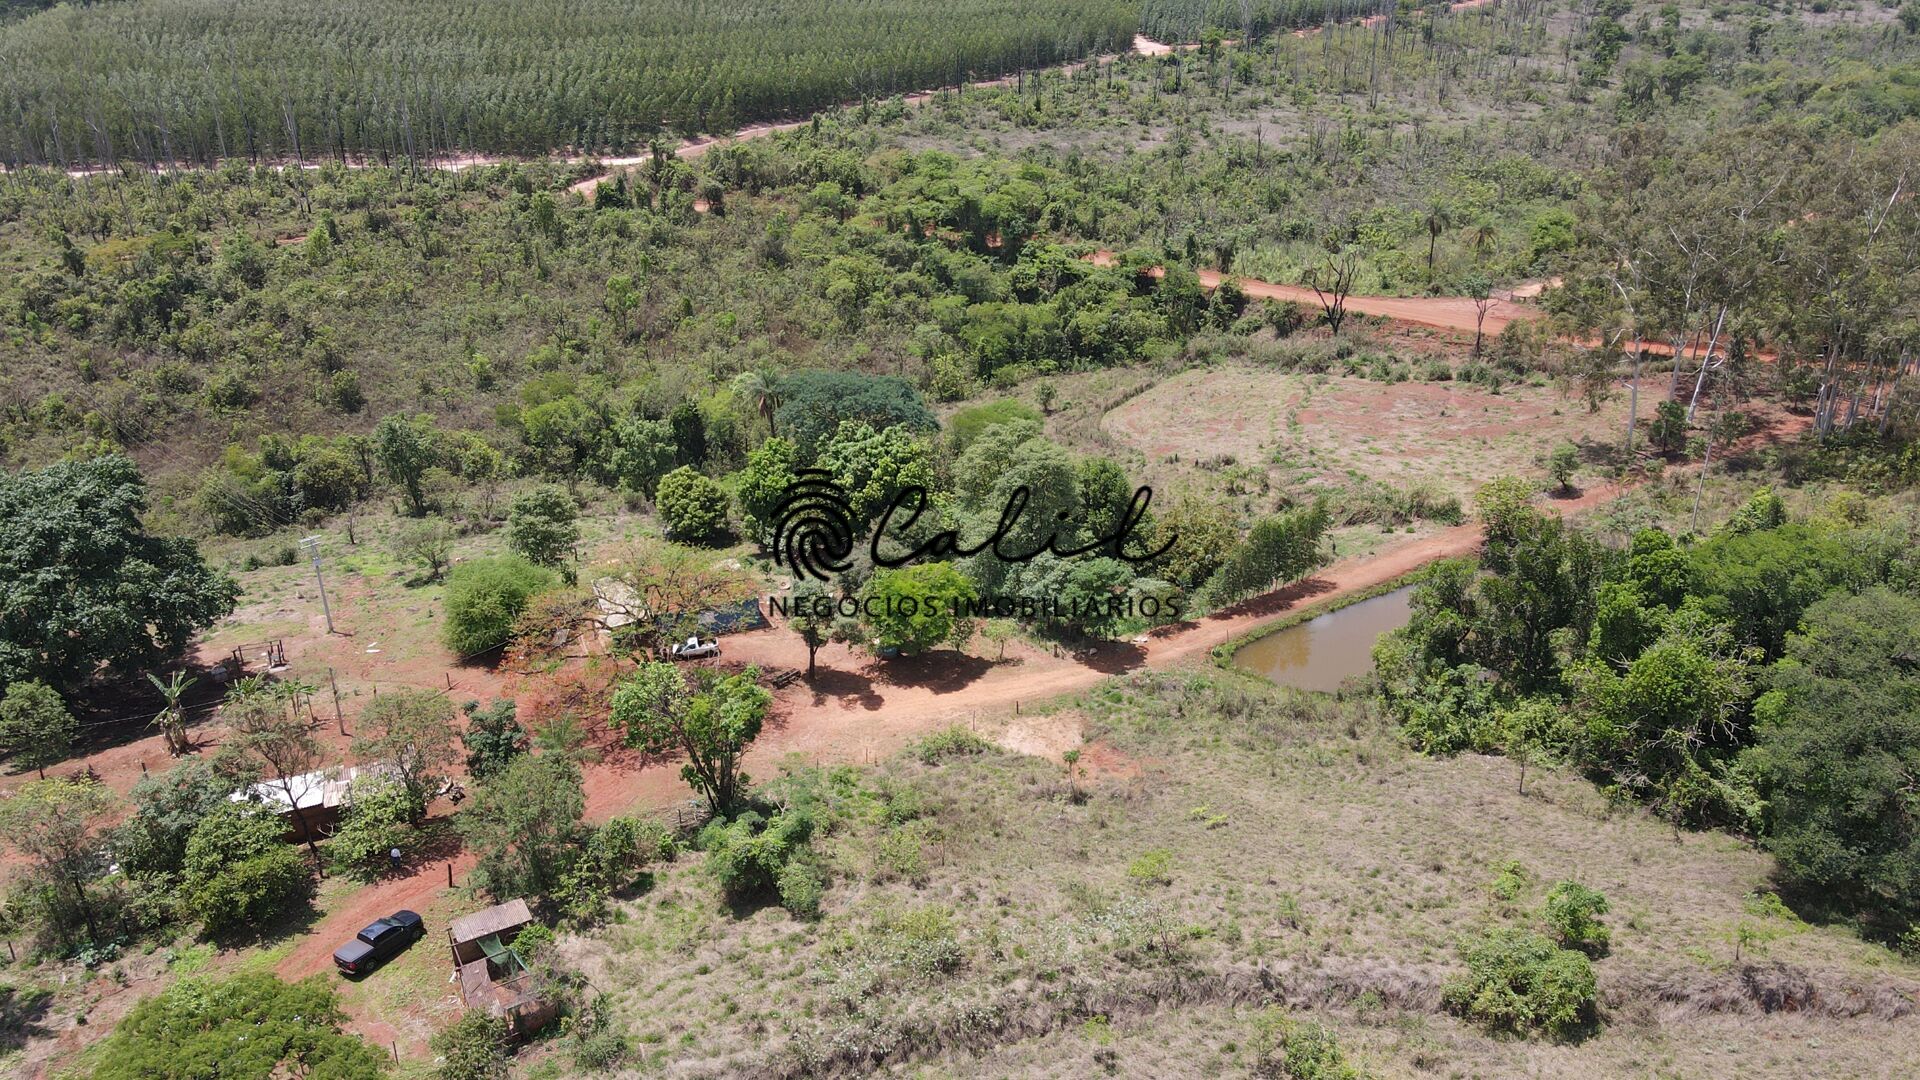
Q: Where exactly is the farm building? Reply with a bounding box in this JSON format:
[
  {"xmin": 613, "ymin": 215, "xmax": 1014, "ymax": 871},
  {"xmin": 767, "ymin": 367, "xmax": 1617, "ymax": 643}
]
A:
[
  {"xmin": 228, "ymin": 763, "xmax": 399, "ymax": 844},
  {"xmin": 447, "ymin": 898, "xmax": 559, "ymax": 1038}
]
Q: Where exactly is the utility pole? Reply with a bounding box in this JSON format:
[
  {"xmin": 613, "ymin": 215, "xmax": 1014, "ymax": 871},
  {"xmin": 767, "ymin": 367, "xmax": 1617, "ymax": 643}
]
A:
[{"xmin": 300, "ymin": 535, "xmax": 335, "ymax": 634}]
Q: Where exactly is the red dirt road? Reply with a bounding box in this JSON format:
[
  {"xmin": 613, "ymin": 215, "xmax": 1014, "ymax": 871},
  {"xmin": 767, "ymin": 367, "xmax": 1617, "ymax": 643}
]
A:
[{"xmin": 1087, "ymin": 250, "xmax": 1533, "ymax": 338}]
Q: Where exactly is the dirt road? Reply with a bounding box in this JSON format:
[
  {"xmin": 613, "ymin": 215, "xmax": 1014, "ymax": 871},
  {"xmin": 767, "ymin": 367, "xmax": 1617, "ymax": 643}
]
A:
[{"xmin": 1087, "ymin": 250, "xmax": 1534, "ymax": 338}]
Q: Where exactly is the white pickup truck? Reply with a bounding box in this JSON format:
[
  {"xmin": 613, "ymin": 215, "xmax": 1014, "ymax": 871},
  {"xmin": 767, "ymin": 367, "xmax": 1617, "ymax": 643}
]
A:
[{"xmin": 667, "ymin": 635, "xmax": 720, "ymax": 660}]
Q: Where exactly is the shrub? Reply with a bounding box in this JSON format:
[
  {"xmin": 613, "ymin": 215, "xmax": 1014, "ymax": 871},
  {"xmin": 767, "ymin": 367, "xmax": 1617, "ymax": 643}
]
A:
[
  {"xmin": 431, "ymin": 1009, "xmax": 510, "ymax": 1080},
  {"xmin": 441, "ymin": 556, "xmax": 559, "ymax": 657},
  {"xmin": 914, "ymin": 726, "xmax": 993, "ymax": 763},
  {"xmin": 1442, "ymin": 929, "xmax": 1597, "ymax": 1039},
  {"xmin": 1490, "ymin": 860, "xmax": 1531, "ymax": 902},
  {"xmin": 1248, "ymin": 1009, "xmax": 1360, "ymax": 1080},
  {"xmin": 700, "ymin": 810, "xmax": 818, "ymax": 914},
  {"xmin": 1127, "ymin": 848, "xmax": 1175, "ymax": 887},
  {"xmin": 654, "ymin": 466, "xmax": 730, "ymax": 543},
  {"xmin": 1541, "ymin": 882, "xmax": 1611, "ymax": 956},
  {"xmin": 776, "ymin": 859, "xmax": 827, "ymax": 919}
]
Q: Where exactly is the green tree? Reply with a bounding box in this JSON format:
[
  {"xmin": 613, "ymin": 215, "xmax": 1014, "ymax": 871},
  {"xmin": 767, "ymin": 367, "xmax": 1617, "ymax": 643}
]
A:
[
  {"xmin": 610, "ymin": 662, "xmax": 771, "ymax": 814},
  {"xmin": 1568, "ymin": 613, "xmax": 1758, "ymax": 824},
  {"xmin": 1648, "ymin": 400, "xmax": 1688, "ymax": 454},
  {"xmin": 0, "ymin": 680, "xmax": 77, "ymax": 778},
  {"xmin": 734, "ymin": 436, "xmax": 799, "ymax": 546},
  {"xmin": 507, "ymin": 485, "xmax": 580, "ymax": 582},
  {"xmin": 0, "ymin": 454, "xmax": 237, "ymax": 694},
  {"xmin": 225, "ymin": 688, "xmax": 327, "ymax": 856},
  {"xmin": 180, "ymin": 799, "xmax": 313, "ymax": 931},
  {"xmin": 1198, "ymin": 501, "xmax": 1331, "ymax": 608},
  {"xmin": 668, "ymin": 400, "xmax": 708, "ymax": 467},
  {"xmin": 605, "ymin": 416, "xmax": 676, "ymax": 495},
  {"xmin": 461, "ymin": 699, "xmax": 528, "ymax": 781},
  {"xmin": 144, "ymin": 668, "xmax": 196, "ymax": 753},
  {"xmin": 772, "ymin": 371, "xmax": 937, "ymax": 457},
  {"xmin": 442, "ymin": 557, "xmax": 561, "ymax": 657},
  {"xmin": 91, "ymin": 973, "xmax": 387, "ymax": 1080},
  {"xmin": 731, "ymin": 370, "xmax": 782, "ymax": 438},
  {"xmin": 816, "ymin": 421, "xmax": 936, "ymax": 524},
  {"xmin": 327, "ymin": 775, "xmax": 420, "ymax": 880},
  {"xmin": 0, "ymin": 776, "xmax": 117, "ymax": 942},
  {"xmin": 458, "ymin": 753, "xmax": 586, "ymax": 900},
  {"xmin": 392, "ymin": 517, "xmax": 455, "ymax": 584},
  {"xmin": 1548, "ymin": 443, "xmax": 1580, "ymax": 493},
  {"xmin": 1150, "ymin": 495, "xmax": 1239, "ymax": 589},
  {"xmin": 1744, "ymin": 588, "xmax": 1920, "ymax": 918},
  {"xmin": 354, "ymin": 689, "xmax": 460, "ymax": 821},
  {"xmin": 785, "ymin": 578, "xmax": 841, "ymax": 680},
  {"xmin": 655, "ymin": 466, "xmax": 730, "ymax": 544},
  {"xmin": 115, "ymin": 754, "xmax": 251, "ymax": 881},
  {"xmin": 373, "ymin": 413, "xmax": 439, "ymax": 516},
  {"xmin": 860, "ymin": 563, "xmax": 978, "ymax": 656}
]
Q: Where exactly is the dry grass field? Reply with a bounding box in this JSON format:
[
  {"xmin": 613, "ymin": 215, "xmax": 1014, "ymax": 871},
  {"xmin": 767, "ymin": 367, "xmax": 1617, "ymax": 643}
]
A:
[
  {"xmin": 1101, "ymin": 362, "xmax": 1646, "ymax": 504},
  {"xmin": 550, "ymin": 670, "xmax": 1920, "ymax": 1079}
]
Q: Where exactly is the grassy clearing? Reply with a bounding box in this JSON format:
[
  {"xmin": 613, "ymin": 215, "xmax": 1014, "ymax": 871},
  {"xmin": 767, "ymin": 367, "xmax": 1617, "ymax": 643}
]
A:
[{"xmin": 545, "ymin": 669, "xmax": 1920, "ymax": 1078}]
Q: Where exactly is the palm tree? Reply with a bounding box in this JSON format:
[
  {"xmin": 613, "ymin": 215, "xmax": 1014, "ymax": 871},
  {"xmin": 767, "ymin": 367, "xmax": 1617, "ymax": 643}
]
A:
[
  {"xmin": 147, "ymin": 672, "xmax": 197, "ymax": 756},
  {"xmin": 1471, "ymin": 219, "xmax": 1499, "ymax": 259},
  {"xmin": 731, "ymin": 370, "xmax": 781, "ymax": 436}
]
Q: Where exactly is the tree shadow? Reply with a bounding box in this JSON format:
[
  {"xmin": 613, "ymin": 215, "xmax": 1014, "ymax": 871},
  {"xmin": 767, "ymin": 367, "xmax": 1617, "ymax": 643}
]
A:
[
  {"xmin": 54, "ymin": 658, "xmax": 238, "ymax": 761},
  {"xmin": 802, "ymin": 667, "xmax": 885, "ymax": 711},
  {"xmin": 1204, "ymin": 576, "xmax": 1339, "ymax": 622},
  {"xmin": 0, "ymin": 984, "xmax": 56, "ymax": 1052},
  {"xmin": 867, "ymin": 649, "xmax": 993, "ymax": 694},
  {"xmin": 205, "ymin": 884, "xmax": 326, "ymax": 951},
  {"xmin": 1067, "ymin": 639, "xmax": 1147, "ymax": 675}
]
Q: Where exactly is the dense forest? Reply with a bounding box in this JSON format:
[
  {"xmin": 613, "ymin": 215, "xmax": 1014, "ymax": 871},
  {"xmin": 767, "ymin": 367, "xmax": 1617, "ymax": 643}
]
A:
[{"xmin": 0, "ymin": 0, "xmax": 1143, "ymax": 166}]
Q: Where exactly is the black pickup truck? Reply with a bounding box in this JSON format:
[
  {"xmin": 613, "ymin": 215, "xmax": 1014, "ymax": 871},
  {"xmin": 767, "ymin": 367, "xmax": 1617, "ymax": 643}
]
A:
[{"xmin": 332, "ymin": 909, "xmax": 424, "ymax": 975}]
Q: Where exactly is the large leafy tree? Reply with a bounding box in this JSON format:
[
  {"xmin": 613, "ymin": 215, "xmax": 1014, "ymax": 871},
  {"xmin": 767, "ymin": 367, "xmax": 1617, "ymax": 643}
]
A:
[
  {"xmin": 0, "ymin": 455, "xmax": 237, "ymax": 694},
  {"xmin": 115, "ymin": 753, "xmax": 255, "ymax": 880},
  {"xmin": 457, "ymin": 752, "xmax": 586, "ymax": 900},
  {"xmin": 506, "ymin": 484, "xmax": 581, "ymax": 582},
  {"xmin": 0, "ymin": 776, "xmax": 117, "ymax": 942},
  {"xmin": 0, "ymin": 680, "xmax": 77, "ymax": 777},
  {"xmin": 859, "ymin": 563, "xmax": 978, "ymax": 656},
  {"xmin": 180, "ymin": 799, "xmax": 313, "ymax": 931},
  {"xmin": 773, "ymin": 371, "xmax": 937, "ymax": 458},
  {"xmin": 815, "ymin": 421, "xmax": 937, "ymax": 525},
  {"xmin": 91, "ymin": 973, "xmax": 387, "ymax": 1080},
  {"xmin": 1745, "ymin": 588, "xmax": 1920, "ymax": 919},
  {"xmin": 610, "ymin": 662, "xmax": 772, "ymax": 814},
  {"xmin": 353, "ymin": 689, "xmax": 461, "ymax": 820},
  {"xmin": 735, "ymin": 436, "xmax": 800, "ymax": 546},
  {"xmin": 655, "ymin": 466, "xmax": 731, "ymax": 544},
  {"xmin": 373, "ymin": 413, "xmax": 439, "ymax": 516}
]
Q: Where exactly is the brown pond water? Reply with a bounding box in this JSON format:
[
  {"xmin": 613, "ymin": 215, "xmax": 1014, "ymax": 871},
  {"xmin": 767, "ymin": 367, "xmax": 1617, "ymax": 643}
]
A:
[{"xmin": 1231, "ymin": 585, "xmax": 1415, "ymax": 691}]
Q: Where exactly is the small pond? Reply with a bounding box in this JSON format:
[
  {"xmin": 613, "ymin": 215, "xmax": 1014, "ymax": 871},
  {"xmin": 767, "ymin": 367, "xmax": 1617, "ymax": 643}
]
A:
[{"xmin": 1231, "ymin": 585, "xmax": 1416, "ymax": 692}]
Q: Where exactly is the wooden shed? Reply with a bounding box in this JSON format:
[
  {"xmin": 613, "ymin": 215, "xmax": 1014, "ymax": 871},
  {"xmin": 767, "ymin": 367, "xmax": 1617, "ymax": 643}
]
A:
[{"xmin": 447, "ymin": 899, "xmax": 558, "ymax": 1037}]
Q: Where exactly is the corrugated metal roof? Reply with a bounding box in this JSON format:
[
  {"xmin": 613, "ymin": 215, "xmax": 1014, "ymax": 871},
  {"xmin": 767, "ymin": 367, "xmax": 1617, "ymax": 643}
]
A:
[{"xmin": 448, "ymin": 898, "xmax": 533, "ymax": 944}]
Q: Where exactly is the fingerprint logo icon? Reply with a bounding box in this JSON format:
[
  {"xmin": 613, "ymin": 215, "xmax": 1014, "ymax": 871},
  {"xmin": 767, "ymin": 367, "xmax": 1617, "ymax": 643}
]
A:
[{"xmin": 772, "ymin": 470, "xmax": 856, "ymax": 581}]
